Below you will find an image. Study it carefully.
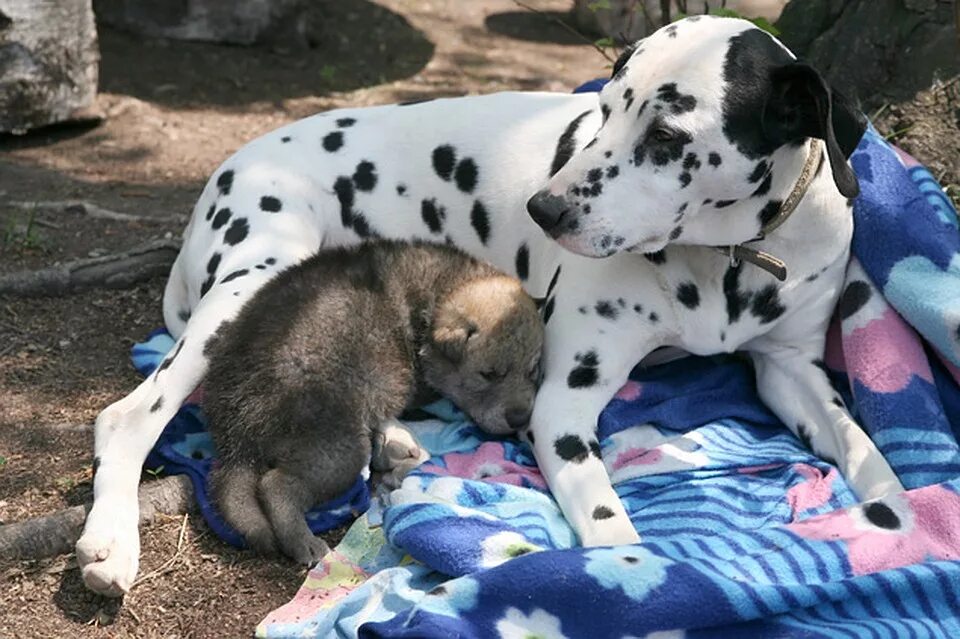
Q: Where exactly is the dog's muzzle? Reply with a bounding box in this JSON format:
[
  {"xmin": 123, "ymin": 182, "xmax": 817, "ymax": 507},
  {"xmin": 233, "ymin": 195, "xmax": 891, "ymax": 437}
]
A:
[{"xmin": 527, "ymin": 191, "xmax": 571, "ymax": 236}]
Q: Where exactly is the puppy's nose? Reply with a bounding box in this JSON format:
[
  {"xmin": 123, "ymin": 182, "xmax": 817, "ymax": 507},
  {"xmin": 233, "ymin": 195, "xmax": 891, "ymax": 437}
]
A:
[
  {"xmin": 527, "ymin": 191, "xmax": 570, "ymax": 233},
  {"xmin": 505, "ymin": 407, "xmax": 532, "ymax": 430}
]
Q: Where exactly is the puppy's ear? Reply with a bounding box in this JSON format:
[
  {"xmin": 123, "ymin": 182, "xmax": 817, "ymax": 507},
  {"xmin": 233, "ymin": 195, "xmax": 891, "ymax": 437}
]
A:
[
  {"xmin": 762, "ymin": 63, "xmax": 866, "ymax": 198},
  {"xmin": 611, "ymin": 41, "xmax": 639, "ymax": 79},
  {"xmin": 431, "ymin": 313, "xmax": 477, "ymax": 364}
]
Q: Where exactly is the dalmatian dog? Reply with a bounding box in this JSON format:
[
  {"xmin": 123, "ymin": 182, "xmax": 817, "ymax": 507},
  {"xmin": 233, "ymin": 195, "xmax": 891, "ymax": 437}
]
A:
[{"xmin": 78, "ymin": 16, "xmax": 904, "ymax": 595}]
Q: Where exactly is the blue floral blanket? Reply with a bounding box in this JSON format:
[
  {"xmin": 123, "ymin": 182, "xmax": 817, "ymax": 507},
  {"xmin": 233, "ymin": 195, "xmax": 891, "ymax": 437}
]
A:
[{"xmin": 133, "ymin": 109, "xmax": 960, "ymax": 636}]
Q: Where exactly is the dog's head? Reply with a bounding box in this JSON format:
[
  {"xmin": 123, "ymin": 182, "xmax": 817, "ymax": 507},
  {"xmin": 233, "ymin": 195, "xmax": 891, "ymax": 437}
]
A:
[
  {"xmin": 527, "ymin": 16, "xmax": 866, "ymax": 257},
  {"xmin": 421, "ymin": 275, "xmax": 543, "ymax": 436}
]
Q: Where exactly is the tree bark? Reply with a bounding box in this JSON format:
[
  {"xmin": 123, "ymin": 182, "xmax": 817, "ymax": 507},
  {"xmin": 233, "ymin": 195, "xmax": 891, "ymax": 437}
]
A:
[
  {"xmin": 0, "ymin": 475, "xmax": 194, "ymax": 561},
  {"xmin": 777, "ymin": 0, "xmax": 959, "ymax": 108},
  {"xmin": 0, "ymin": 0, "xmax": 99, "ymax": 134}
]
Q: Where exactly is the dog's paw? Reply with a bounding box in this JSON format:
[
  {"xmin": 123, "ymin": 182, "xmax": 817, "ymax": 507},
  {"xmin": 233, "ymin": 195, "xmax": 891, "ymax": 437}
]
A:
[
  {"xmin": 76, "ymin": 524, "xmax": 140, "ymax": 597},
  {"xmin": 578, "ymin": 514, "xmax": 641, "ymax": 547},
  {"xmin": 371, "ymin": 419, "xmax": 429, "ymax": 474},
  {"xmin": 282, "ymin": 534, "xmax": 330, "ymax": 566}
]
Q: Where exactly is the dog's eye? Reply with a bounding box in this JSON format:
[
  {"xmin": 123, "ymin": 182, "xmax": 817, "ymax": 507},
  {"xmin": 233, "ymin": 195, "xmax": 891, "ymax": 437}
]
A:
[
  {"xmin": 480, "ymin": 370, "xmax": 501, "ymax": 382},
  {"xmin": 651, "ymin": 127, "xmax": 675, "ymax": 142}
]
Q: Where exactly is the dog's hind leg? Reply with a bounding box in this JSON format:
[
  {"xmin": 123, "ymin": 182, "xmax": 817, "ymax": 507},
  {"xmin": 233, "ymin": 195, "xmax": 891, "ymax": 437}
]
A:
[
  {"xmin": 210, "ymin": 465, "xmax": 278, "ymax": 556},
  {"xmin": 76, "ymin": 279, "xmax": 276, "ymax": 596},
  {"xmin": 257, "ymin": 469, "xmax": 330, "ymax": 565},
  {"xmin": 751, "ymin": 341, "xmax": 904, "ymax": 502}
]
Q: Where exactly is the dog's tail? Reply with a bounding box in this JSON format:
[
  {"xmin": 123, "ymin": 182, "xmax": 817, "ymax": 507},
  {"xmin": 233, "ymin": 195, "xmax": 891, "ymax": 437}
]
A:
[{"xmin": 209, "ymin": 464, "xmax": 279, "ymax": 556}]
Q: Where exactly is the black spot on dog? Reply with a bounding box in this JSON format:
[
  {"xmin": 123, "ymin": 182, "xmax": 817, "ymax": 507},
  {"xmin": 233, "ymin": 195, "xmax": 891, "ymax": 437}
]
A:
[
  {"xmin": 260, "ymin": 196, "xmax": 282, "ymax": 213},
  {"xmin": 623, "ymin": 87, "xmax": 635, "ymax": 112},
  {"xmin": 455, "ymin": 159, "xmax": 478, "ymax": 193},
  {"xmin": 863, "ymin": 502, "xmax": 900, "ymax": 530},
  {"xmin": 224, "ymin": 218, "xmax": 249, "ymax": 246},
  {"xmin": 205, "ymin": 203, "xmax": 216, "ymax": 221},
  {"xmin": 665, "ymin": 24, "xmax": 678, "ymax": 38},
  {"xmin": 606, "ymin": 165, "xmax": 619, "ymax": 179},
  {"xmin": 554, "ymin": 434, "xmax": 589, "ymax": 463},
  {"xmin": 515, "ymin": 243, "xmax": 530, "ymax": 280},
  {"xmin": 648, "ymin": 312, "xmax": 659, "ymax": 322},
  {"xmin": 750, "ymin": 284, "xmax": 786, "ymax": 324},
  {"xmin": 604, "ymin": 150, "xmax": 612, "ymax": 158},
  {"xmin": 617, "ymin": 298, "xmax": 626, "ymax": 307},
  {"xmin": 812, "ymin": 359, "xmax": 829, "ymax": 374},
  {"xmin": 546, "ymin": 265, "xmax": 562, "ymax": 299},
  {"xmin": 543, "ymin": 296, "xmax": 556, "ymax": 324},
  {"xmin": 656, "ymin": 83, "xmax": 697, "ymax": 114},
  {"xmin": 336, "ymin": 117, "xmax": 356, "ymax": 128},
  {"xmin": 177, "ymin": 309, "xmax": 191, "ymax": 323},
  {"xmin": 669, "ymin": 226, "xmax": 683, "ymax": 240},
  {"xmin": 578, "ymin": 306, "xmax": 588, "ymax": 314},
  {"xmin": 644, "ymin": 250, "xmax": 666, "ymax": 265},
  {"xmin": 211, "ymin": 207, "xmax": 232, "ymax": 229},
  {"xmin": 526, "ymin": 430, "xmax": 535, "ymax": 445},
  {"xmin": 256, "ymin": 264, "xmax": 266, "ymax": 270},
  {"xmin": 551, "ymin": 110, "xmax": 592, "ymax": 177},
  {"xmin": 595, "ymin": 300, "xmax": 619, "ymax": 320},
  {"xmin": 593, "ymin": 505, "xmax": 615, "ymax": 520},
  {"xmin": 720, "ymin": 331, "xmax": 726, "ymax": 341},
  {"xmin": 708, "ymin": 152, "xmax": 722, "ymax": 167},
  {"xmin": 601, "ymin": 104, "xmax": 611, "ymax": 123},
  {"xmin": 676, "ymin": 282, "xmax": 700, "ymax": 309},
  {"xmin": 200, "ymin": 275, "xmax": 215, "ymax": 297},
  {"xmin": 752, "ymin": 172, "xmax": 773, "ymax": 197},
  {"xmin": 432, "ymin": 145, "xmax": 456, "ymax": 181},
  {"xmin": 748, "ymin": 161, "xmax": 768, "ymax": 183},
  {"xmin": 715, "ymin": 199, "xmax": 738, "ymax": 209},
  {"xmin": 636, "ymin": 99, "xmax": 649, "ymax": 119},
  {"xmin": 722, "ymin": 29, "xmax": 796, "ymax": 159},
  {"xmin": 352, "ymin": 161, "xmax": 378, "ymax": 192},
  {"xmin": 396, "ymin": 184, "xmax": 407, "ymax": 195},
  {"xmin": 420, "ymin": 199, "xmax": 445, "ymax": 234},
  {"xmin": 568, "ymin": 350, "xmax": 600, "ymax": 389},
  {"xmin": 265, "ymin": 257, "xmax": 276, "ymax": 265},
  {"xmin": 399, "ymin": 97, "xmax": 434, "ymax": 106},
  {"xmin": 221, "ymin": 268, "xmax": 249, "ymax": 284},
  {"xmin": 322, "ymin": 131, "xmax": 344, "ymax": 152},
  {"xmin": 471, "ymin": 200, "xmax": 491, "ymax": 244},
  {"xmin": 683, "ymin": 153, "xmax": 701, "ymax": 171},
  {"xmin": 334, "ymin": 176, "xmax": 355, "ymax": 224},
  {"xmin": 831, "ymin": 397, "xmax": 845, "ymax": 408},
  {"xmin": 157, "ymin": 339, "xmax": 186, "ymax": 374},
  {"xmin": 758, "ymin": 200, "xmax": 782, "ymax": 226},
  {"xmin": 587, "ymin": 168, "xmax": 603, "ymax": 183},
  {"xmin": 795, "ymin": 422, "xmax": 814, "ymax": 451},
  {"xmin": 723, "ymin": 263, "xmax": 750, "ymax": 323},
  {"xmin": 206, "ymin": 252, "xmax": 221, "ymax": 274},
  {"xmin": 589, "ymin": 440, "xmax": 602, "ymax": 459},
  {"xmin": 679, "ymin": 171, "xmax": 692, "ymax": 188},
  {"xmin": 216, "ymin": 170, "xmax": 234, "ymax": 196},
  {"xmin": 149, "ymin": 397, "xmax": 164, "ymax": 413},
  {"xmin": 839, "ymin": 280, "xmax": 872, "ymax": 320},
  {"xmin": 281, "ymin": 136, "xmax": 291, "ymax": 143},
  {"xmin": 633, "ymin": 304, "xmax": 642, "ymax": 313},
  {"xmin": 676, "ymin": 202, "xmax": 688, "ymax": 218},
  {"xmin": 350, "ymin": 213, "xmax": 375, "ymax": 238}
]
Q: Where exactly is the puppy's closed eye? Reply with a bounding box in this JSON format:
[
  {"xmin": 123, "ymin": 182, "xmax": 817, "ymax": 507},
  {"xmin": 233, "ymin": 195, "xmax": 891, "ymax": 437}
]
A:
[{"xmin": 480, "ymin": 369, "xmax": 504, "ymax": 382}]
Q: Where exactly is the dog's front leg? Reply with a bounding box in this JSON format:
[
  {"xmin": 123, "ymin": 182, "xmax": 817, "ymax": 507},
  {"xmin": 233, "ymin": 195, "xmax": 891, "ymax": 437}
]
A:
[
  {"xmin": 751, "ymin": 343, "xmax": 904, "ymax": 501},
  {"xmin": 529, "ymin": 303, "xmax": 655, "ymax": 546}
]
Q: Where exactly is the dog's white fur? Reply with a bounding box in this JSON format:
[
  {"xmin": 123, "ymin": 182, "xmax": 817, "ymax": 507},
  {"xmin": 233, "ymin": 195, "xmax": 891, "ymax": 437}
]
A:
[{"xmin": 78, "ymin": 17, "xmax": 902, "ymax": 595}]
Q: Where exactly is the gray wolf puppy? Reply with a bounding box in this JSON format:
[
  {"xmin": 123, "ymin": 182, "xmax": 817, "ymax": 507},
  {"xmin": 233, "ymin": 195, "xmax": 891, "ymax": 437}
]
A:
[{"xmin": 203, "ymin": 239, "xmax": 543, "ymax": 564}]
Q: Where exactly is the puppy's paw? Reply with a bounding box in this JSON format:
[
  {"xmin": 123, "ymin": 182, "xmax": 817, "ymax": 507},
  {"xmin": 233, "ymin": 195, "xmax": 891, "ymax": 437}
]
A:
[
  {"xmin": 281, "ymin": 533, "xmax": 330, "ymax": 566},
  {"xmin": 76, "ymin": 511, "xmax": 140, "ymax": 597}
]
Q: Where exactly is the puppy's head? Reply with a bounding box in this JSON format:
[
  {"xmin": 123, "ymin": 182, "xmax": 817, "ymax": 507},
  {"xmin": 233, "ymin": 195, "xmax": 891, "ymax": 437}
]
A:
[
  {"xmin": 527, "ymin": 16, "xmax": 866, "ymax": 257},
  {"xmin": 421, "ymin": 275, "xmax": 543, "ymax": 436}
]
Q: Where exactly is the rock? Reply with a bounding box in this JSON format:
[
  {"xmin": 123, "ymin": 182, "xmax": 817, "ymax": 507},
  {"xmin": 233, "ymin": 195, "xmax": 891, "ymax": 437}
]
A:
[
  {"xmin": 0, "ymin": 0, "xmax": 99, "ymax": 134},
  {"xmin": 94, "ymin": 0, "xmax": 309, "ymax": 46}
]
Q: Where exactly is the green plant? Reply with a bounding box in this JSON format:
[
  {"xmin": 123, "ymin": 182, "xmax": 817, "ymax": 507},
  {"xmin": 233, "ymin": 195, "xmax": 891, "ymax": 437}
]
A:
[
  {"xmin": 1, "ymin": 205, "xmax": 47, "ymax": 252},
  {"xmin": 144, "ymin": 465, "xmax": 165, "ymax": 478}
]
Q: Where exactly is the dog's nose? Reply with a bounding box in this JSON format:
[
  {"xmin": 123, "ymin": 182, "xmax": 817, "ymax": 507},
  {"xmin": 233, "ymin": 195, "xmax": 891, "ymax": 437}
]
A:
[
  {"xmin": 527, "ymin": 191, "xmax": 569, "ymax": 232},
  {"xmin": 505, "ymin": 407, "xmax": 532, "ymax": 430}
]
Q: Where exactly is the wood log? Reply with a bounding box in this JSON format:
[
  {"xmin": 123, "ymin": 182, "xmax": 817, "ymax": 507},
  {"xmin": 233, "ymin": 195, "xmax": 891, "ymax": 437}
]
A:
[
  {"xmin": 0, "ymin": 0, "xmax": 99, "ymax": 134},
  {"xmin": 0, "ymin": 475, "xmax": 194, "ymax": 561},
  {"xmin": 0, "ymin": 238, "xmax": 180, "ymax": 297}
]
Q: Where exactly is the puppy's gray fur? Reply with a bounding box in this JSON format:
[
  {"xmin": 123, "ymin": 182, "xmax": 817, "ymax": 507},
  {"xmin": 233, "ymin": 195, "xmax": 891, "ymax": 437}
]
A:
[{"xmin": 203, "ymin": 239, "xmax": 543, "ymax": 564}]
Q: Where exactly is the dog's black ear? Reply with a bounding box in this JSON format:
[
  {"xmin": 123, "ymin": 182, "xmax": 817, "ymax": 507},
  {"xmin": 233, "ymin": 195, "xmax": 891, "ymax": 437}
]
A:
[
  {"xmin": 431, "ymin": 315, "xmax": 477, "ymax": 364},
  {"xmin": 611, "ymin": 42, "xmax": 639, "ymax": 79},
  {"xmin": 762, "ymin": 63, "xmax": 866, "ymax": 198}
]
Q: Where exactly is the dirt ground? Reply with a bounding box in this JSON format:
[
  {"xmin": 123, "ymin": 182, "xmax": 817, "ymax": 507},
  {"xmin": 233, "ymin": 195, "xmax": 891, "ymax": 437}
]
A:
[{"xmin": 0, "ymin": 1, "xmax": 956, "ymax": 637}]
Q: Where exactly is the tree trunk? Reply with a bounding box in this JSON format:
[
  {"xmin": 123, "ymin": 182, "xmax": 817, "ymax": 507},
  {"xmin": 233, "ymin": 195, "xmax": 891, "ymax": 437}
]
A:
[
  {"xmin": 0, "ymin": 0, "xmax": 99, "ymax": 134},
  {"xmin": 94, "ymin": 0, "xmax": 309, "ymax": 46},
  {"xmin": 777, "ymin": 0, "xmax": 960, "ymax": 108}
]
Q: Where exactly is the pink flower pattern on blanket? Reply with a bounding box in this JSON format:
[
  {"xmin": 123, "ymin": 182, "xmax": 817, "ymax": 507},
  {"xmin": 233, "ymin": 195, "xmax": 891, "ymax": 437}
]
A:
[
  {"xmin": 260, "ymin": 551, "xmax": 369, "ymax": 625},
  {"xmin": 787, "ymin": 484, "xmax": 960, "ymax": 575},
  {"xmin": 785, "ymin": 463, "xmax": 837, "ymax": 518},
  {"xmin": 843, "ymin": 307, "xmax": 933, "ymax": 393},
  {"xmin": 614, "ymin": 380, "xmax": 644, "ymax": 402},
  {"xmin": 422, "ymin": 442, "xmax": 547, "ymax": 489}
]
